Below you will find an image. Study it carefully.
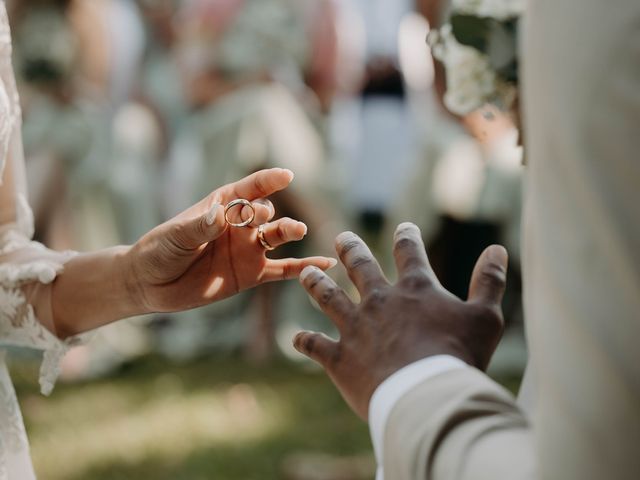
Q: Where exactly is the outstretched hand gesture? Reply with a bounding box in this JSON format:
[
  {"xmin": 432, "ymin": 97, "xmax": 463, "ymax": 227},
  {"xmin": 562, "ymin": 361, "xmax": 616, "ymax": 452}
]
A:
[
  {"xmin": 129, "ymin": 168, "xmax": 336, "ymax": 313},
  {"xmin": 293, "ymin": 223, "xmax": 508, "ymax": 419}
]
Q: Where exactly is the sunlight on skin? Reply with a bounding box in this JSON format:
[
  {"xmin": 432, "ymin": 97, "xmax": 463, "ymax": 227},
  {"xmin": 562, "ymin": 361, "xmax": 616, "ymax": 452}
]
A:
[
  {"xmin": 204, "ymin": 276, "xmax": 225, "ymax": 298},
  {"xmin": 29, "ymin": 382, "xmax": 287, "ymax": 480}
]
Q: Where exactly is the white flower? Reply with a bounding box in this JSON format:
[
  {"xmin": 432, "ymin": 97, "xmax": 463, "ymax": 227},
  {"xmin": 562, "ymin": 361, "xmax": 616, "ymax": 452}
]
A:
[
  {"xmin": 452, "ymin": 0, "xmax": 525, "ymax": 20},
  {"xmin": 430, "ymin": 25, "xmax": 497, "ymax": 115}
]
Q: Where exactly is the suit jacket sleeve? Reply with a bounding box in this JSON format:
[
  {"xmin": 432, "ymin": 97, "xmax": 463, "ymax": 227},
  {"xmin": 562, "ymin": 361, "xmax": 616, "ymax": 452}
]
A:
[{"xmin": 382, "ymin": 368, "xmax": 537, "ymax": 480}]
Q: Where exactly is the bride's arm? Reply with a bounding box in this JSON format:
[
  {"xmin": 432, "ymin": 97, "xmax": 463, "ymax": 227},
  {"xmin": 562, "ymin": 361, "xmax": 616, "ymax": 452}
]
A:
[
  {"xmin": 1, "ymin": 122, "xmax": 331, "ymax": 394},
  {"xmin": 49, "ymin": 246, "xmax": 139, "ymax": 338}
]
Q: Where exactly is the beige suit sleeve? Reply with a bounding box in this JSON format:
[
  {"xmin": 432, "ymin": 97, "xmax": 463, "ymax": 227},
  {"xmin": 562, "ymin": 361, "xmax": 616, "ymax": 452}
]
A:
[
  {"xmin": 520, "ymin": 0, "xmax": 640, "ymax": 479},
  {"xmin": 383, "ymin": 368, "xmax": 536, "ymax": 480}
]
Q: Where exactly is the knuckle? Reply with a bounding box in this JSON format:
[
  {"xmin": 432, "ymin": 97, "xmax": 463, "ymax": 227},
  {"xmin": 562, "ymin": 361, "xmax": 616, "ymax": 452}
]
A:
[
  {"xmin": 338, "ymin": 238, "xmax": 361, "ymax": 255},
  {"xmin": 254, "ymin": 176, "xmax": 270, "ymax": 198},
  {"xmin": 400, "ymin": 272, "xmax": 432, "ymax": 290},
  {"xmin": 295, "ymin": 332, "xmax": 315, "ymax": 354},
  {"xmin": 276, "ymin": 223, "xmax": 288, "ymax": 242},
  {"xmin": 472, "ymin": 304, "xmax": 505, "ymax": 332},
  {"xmin": 281, "ymin": 263, "xmax": 291, "ymax": 281},
  {"xmin": 196, "ymin": 217, "xmax": 209, "ymax": 238},
  {"xmin": 400, "ymin": 255, "xmax": 425, "ymax": 272},
  {"xmin": 319, "ymin": 286, "xmax": 338, "ymax": 306},
  {"xmin": 326, "ymin": 343, "xmax": 342, "ymax": 366},
  {"xmin": 394, "ymin": 235, "xmax": 419, "ymax": 252},
  {"xmin": 480, "ymin": 263, "xmax": 507, "ymax": 287},
  {"xmin": 348, "ymin": 255, "xmax": 373, "ymax": 270},
  {"xmin": 363, "ymin": 288, "xmax": 387, "ymax": 309},
  {"xmin": 302, "ymin": 334, "xmax": 317, "ymax": 354},
  {"xmin": 303, "ymin": 270, "xmax": 325, "ymax": 289},
  {"xmin": 170, "ymin": 223, "xmax": 191, "ymax": 248}
]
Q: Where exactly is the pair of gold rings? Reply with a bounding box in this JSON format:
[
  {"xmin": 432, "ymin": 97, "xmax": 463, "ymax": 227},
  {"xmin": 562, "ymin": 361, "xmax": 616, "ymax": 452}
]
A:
[{"xmin": 224, "ymin": 199, "xmax": 275, "ymax": 251}]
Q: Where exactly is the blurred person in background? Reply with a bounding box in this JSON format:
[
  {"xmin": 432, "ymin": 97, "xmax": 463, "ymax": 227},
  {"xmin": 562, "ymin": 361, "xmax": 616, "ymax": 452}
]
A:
[
  {"xmin": 329, "ymin": 0, "xmax": 428, "ymax": 240},
  {"xmin": 135, "ymin": 0, "xmax": 188, "ymax": 145},
  {"xmin": 159, "ymin": 0, "xmax": 344, "ymax": 362},
  {"xmin": 388, "ymin": 103, "xmax": 525, "ymax": 375},
  {"xmin": 381, "ymin": 1, "xmax": 525, "ymax": 376},
  {"xmin": 8, "ymin": 0, "xmax": 92, "ymax": 252},
  {"xmin": 0, "ymin": 3, "xmax": 337, "ymax": 478},
  {"xmin": 10, "ymin": 0, "xmax": 165, "ymax": 379}
]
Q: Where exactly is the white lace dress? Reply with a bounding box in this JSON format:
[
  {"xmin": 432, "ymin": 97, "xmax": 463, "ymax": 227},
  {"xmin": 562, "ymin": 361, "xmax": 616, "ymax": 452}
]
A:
[{"xmin": 0, "ymin": 3, "xmax": 80, "ymax": 478}]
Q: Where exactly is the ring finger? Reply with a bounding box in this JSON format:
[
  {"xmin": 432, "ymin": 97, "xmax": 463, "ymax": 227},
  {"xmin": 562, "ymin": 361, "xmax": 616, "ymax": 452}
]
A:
[{"xmin": 257, "ymin": 217, "xmax": 308, "ymax": 250}]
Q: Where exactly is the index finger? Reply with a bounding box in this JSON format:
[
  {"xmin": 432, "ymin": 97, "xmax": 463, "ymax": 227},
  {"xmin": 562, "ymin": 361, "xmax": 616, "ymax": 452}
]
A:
[
  {"xmin": 393, "ymin": 223, "xmax": 439, "ymax": 284},
  {"xmin": 219, "ymin": 168, "xmax": 294, "ymax": 202}
]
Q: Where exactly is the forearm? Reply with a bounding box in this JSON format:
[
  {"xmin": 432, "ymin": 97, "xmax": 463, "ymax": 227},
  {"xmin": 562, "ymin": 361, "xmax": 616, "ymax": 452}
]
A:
[{"xmin": 49, "ymin": 246, "xmax": 147, "ymax": 338}]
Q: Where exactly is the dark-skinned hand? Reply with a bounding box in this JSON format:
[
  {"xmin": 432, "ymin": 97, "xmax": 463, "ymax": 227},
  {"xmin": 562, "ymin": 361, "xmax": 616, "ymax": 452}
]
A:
[{"xmin": 293, "ymin": 222, "xmax": 508, "ymax": 420}]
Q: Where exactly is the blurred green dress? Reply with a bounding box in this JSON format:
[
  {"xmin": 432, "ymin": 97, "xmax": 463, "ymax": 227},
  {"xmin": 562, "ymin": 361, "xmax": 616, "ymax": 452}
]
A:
[{"xmin": 160, "ymin": 0, "xmax": 342, "ymax": 358}]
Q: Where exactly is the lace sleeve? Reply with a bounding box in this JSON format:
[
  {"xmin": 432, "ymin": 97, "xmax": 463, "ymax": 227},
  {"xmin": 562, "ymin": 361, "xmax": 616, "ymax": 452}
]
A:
[
  {"xmin": 0, "ymin": 231, "xmax": 83, "ymax": 396},
  {"xmin": 0, "ymin": 2, "xmax": 82, "ymax": 396}
]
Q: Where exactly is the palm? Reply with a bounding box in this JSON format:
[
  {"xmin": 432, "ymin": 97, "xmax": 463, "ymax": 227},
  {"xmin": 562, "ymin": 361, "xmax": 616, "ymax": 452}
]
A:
[
  {"xmin": 152, "ymin": 228, "xmax": 274, "ymax": 310},
  {"xmin": 130, "ymin": 169, "xmax": 334, "ymax": 313}
]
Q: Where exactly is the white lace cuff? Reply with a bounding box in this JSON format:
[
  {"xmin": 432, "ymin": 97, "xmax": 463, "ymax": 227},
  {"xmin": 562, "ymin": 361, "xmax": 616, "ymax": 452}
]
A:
[{"xmin": 0, "ymin": 244, "xmax": 83, "ymax": 396}]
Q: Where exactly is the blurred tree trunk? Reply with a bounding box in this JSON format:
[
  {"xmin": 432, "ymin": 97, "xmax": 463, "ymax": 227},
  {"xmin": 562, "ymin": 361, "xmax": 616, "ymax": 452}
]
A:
[{"xmin": 244, "ymin": 283, "xmax": 278, "ymax": 363}]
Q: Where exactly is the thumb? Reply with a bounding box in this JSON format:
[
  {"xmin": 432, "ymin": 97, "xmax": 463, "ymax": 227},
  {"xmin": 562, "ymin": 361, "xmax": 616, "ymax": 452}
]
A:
[
  {"xmin": 170, "ymin": 203, "xmax": 227, "ymax": 250},
  {"xmin": 293, "ymin": 331, "xmax": 339, "ymax": 367},
  {"xmin": 467, "ymin": 245, "xmax": 509, "ymax": 307}
]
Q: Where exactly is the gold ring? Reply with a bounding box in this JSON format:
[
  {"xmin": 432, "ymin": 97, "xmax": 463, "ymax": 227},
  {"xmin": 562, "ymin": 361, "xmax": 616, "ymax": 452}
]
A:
[
  {"xmin": 258, "ymin": 224, "xmax": 276, "ymax": 251},
  {"xmin": 224, "ymin": 199, "xmax": 255, "ymax": 227}
]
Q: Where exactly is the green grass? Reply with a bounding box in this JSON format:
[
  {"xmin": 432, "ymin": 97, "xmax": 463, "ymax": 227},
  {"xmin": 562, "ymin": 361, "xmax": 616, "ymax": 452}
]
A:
[
  {"xmin": 11, "ymin": 354, "xmax": 522, "ymax": 480},
  {"xmin": 12, "ymin": 355, "xmax": 373, "ymax": 480}
]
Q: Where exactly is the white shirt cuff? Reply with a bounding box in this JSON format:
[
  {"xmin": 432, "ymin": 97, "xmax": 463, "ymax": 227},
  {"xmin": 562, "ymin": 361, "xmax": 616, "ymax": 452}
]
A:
[{"xmin": 369, "ymin": 355, "xmax": 470, "ymax": 480}]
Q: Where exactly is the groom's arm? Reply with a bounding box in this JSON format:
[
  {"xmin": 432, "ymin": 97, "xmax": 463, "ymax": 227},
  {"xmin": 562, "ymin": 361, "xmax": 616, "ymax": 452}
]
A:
[
  {"xmin": 372, "ymin": 361, "xmax": 535, "ymax": 480},
  {"xmin": 293, "ymin": 225, "xmax": 537, "ymax": 480}
]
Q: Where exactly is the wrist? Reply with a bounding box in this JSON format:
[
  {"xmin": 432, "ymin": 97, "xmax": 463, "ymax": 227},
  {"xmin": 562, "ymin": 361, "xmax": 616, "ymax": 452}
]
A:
[
  {"xmin": 118, "ymin": 245, "xmax": 152, "ymax": 317},
  {"xmin": 51, "ymin": 246, "xmax": 150, "ymax": 339}
]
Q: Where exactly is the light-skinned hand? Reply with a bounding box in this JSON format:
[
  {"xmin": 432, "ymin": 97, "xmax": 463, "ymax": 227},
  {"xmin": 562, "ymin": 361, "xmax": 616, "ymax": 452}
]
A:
[{"xmin": 127, "ymin": 168, "xmax": 337, "ymax": 313}]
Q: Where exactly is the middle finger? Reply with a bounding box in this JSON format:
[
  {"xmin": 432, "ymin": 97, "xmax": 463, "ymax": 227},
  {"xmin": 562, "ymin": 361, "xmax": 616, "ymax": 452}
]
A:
[
  {"xmin": 258, "ymin": 217, "xmax": 307, "ymax": 250},
  {"xmin": 335, "ymin": 231, "xmax": 388, "ymax": 295}
]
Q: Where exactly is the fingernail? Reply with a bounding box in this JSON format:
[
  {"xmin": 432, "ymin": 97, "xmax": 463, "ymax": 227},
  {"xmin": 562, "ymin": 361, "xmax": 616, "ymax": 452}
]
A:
[
  {"xmin": 300, "ymin": 265, "xmax": 319, "ymax": 282},
  {"xmin": 205, "ymin": 203, "xmax": 221, "ymax": 226},
  {"xmin": 327, "ymin": 258, "xmax": 338, "ymax": 269},
  {"xmin": 336, "ymin": 231, "xmax": 355, "ymax": 243},
  {"xmin": 395, "ymin": 222, "xmax": 418, "ymax": 235},
  {"xmin": 488, "ymin": 244, "xmax": 509, "ymax": 266},
  {"xmin": 299, "ymin": 222, "xmax": 308, "ymax": 236},
  {"xmin": 283, "ymin": 169, "xmax": 295, "ymax": 181}
]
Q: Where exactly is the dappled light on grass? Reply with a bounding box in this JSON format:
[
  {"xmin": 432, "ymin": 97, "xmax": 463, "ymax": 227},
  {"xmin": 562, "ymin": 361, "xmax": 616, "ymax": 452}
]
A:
[
  {"xmin": 12, "ymin": 356, "xmax": 373, "ymax": 480},
  {"xmin": 28, "ymin": 380, "xmax": 281, "ymax": 480}
]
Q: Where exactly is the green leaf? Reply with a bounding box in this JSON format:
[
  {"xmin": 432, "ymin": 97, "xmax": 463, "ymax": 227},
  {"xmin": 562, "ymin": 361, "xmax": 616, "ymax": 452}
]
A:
[
  {"xmin": 487, "ymin": 22, "xmax": 516, "ymax": 70},
  {"xmin": 450, "ymin": 14, "xmax": 493, "ymax": 52}
]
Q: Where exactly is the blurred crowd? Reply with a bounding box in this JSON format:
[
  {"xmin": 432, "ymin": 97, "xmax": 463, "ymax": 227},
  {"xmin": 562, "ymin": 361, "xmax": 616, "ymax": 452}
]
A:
[{"xmin": 7, "ymin": 0, "xmax": 525, "ymax": 379}]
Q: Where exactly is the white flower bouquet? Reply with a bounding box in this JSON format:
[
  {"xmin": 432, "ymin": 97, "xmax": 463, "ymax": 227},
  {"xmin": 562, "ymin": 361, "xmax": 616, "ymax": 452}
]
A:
[{"xmin": 428, "ymin": 0, "xmax": 524, "ymax": 116}]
